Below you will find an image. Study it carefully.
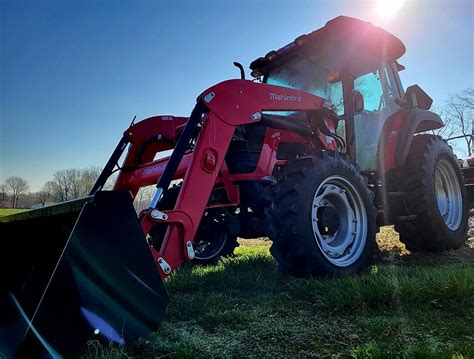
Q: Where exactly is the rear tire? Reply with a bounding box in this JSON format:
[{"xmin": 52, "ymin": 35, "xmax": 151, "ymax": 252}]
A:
[
  {"xmin": 392, "ymin": 135, "xmax": 468, "ymax": 251},
  {"xmin": 268, "ymin": 151, "xmax": 378, "ymax": 277}
]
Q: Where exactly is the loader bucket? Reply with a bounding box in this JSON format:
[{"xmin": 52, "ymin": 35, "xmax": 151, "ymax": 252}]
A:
[{"xmin": 0, "ymin": 191, "xmax": 168, "ymax": 357}]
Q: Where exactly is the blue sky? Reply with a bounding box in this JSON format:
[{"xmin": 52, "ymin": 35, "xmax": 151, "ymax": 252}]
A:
[{"xmin": 1, "ymin": 0, "xmax": 473, "ymax": 191}]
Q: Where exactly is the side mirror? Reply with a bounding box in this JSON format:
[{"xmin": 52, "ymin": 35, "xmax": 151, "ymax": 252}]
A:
[
  {"xmin": 405, "ymin": 85, "xmax": 433, "ymax": 110},
  {"xmin": 395, "ymin": 61, "xmax": 405, "ymax": 72},
  {"xmin": 353, "ymin": 90, "xmax": 364, "ymax": 113}
]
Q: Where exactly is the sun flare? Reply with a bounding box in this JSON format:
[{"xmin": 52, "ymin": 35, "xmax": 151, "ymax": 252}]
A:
[{"xmin": 376, "ymin": 0, "xmax": 405, "ymax": 17}]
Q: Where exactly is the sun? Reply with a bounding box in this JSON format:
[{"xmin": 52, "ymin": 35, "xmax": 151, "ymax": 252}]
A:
[{"xmin": 376, "ymin": 0, "xmax": 405, "ymax": 18}]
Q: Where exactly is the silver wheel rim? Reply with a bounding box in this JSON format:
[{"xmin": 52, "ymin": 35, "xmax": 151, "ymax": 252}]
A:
[
  {"xmin": 435, "ymin": 158, "xmax": 462, "ymax": 230},
  {"xmin": 311, "ymin": 175, "xmax": 368, "ymax": 267}
]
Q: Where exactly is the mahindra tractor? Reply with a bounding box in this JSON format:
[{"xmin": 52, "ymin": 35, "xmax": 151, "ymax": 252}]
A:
[{"xmin": 0, "ymin": 16, "xmax": 468, "ymax": 357}]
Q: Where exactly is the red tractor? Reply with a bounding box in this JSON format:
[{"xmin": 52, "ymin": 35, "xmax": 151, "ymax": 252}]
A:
[{"xmin": 1, "ymin": 16, "xmax": 467, "ymax": 356}]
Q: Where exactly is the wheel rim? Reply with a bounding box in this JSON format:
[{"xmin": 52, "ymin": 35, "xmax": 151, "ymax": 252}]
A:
[
  {"xmin": 193, "ymin": 214, "xmax": 229, "ymax": 260},
  {"xmin": 435, "ymin": 158, "xmax": 462, "ymax": 230},
  {"xmin": 194, "ymin": 233, "xmax": 228, "ymax": 260},
  {"xmin": 311, "ymin": 175, "xmax": 368, "ymax": 267}
]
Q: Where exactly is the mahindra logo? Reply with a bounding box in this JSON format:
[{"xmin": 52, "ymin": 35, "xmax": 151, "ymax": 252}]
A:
[{"xmin": 269, "ymin": 93, "xmax": 302, "ymax": 102}]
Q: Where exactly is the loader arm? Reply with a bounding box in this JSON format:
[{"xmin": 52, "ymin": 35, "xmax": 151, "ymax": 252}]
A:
[{"xmin": 141, "ymin": 79, "xmax": 327, "ymax": 278}]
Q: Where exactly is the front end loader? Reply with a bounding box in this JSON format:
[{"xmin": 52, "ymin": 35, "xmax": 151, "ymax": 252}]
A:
[{"xmin": 1, "ymin": 16, "xmax": 467, "ymax": 356}]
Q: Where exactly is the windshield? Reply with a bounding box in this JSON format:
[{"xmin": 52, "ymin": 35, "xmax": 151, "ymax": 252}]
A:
[
  {"xmin": 266, "ymin": 58, "xmax": 400, "ymax": 116},
  {"xmin": 266, "ymin": 58, "xmax": 344, "ymax": 115},
  {"xmin": 266, "ymin": 58, "xmax": 401, "ymax": 171}
]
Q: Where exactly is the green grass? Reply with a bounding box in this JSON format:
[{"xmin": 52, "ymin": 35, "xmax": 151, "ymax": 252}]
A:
[
  {"xmin": 0, "ymin": 208, "xmax": 27, "ymax": 216},
  {"xmin": 83, "ymin": 228, "xmax": 474, "ymax": 359}
]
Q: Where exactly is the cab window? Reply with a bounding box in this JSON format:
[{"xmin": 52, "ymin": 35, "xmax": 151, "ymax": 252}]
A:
[{"xmin": 354, "ymin": 71, "xmax": 385, "ymax": 112}]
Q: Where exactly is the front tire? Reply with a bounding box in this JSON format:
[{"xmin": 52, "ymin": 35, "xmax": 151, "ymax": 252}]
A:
[
  {"xmin": 268, "ymin": 151, "xmax": 378, "ymax": 277},
  {"xmin": 391, "ymin": 135, "xmax": 468, "ymax": 251},
  {"xmin": 148, "ymin": 187, "xmax": 239, "ymax": 265},
  {"xmin": 192, "ymin": 210, "xmax": 239, "ymax": 265}
]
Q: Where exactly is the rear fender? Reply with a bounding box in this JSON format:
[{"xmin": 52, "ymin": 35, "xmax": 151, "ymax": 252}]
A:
[{"xmin": 378, "ymin": 109, "xmax": 444, "ymax": 171}]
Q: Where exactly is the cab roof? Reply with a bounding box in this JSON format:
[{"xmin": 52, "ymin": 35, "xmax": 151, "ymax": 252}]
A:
[{"xmin": 250, "ymin": 16, "xmax": 406, "ymax": 78}]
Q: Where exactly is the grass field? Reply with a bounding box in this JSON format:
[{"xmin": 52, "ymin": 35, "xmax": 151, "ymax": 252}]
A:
[
  {"xmin": 85, "ymin": 227, "xmax": 473, "ymax": 358},
  {"xmin": 0, "ymin": 208, "xmax": 27, "ymax": 216}
]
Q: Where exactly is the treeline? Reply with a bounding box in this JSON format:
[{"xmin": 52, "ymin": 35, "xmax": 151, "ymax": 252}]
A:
[
  {"xmin": 0, "ymin": 166, "xmax": 103, "ymax": 208},
  {"xmin": 0, "ymin": 166, "xmax": 155, "ymax": 212}
]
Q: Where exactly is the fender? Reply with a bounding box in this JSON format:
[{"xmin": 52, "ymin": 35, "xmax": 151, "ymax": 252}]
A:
[{"xmin": 378, "ymin": 108, "xmax": 444, "ymax": 171}]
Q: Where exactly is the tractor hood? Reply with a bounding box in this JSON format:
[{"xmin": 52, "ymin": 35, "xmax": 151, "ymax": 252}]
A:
[{"xmin": 250, "ymin": 16, "xmax": 406, "ymax": 78}]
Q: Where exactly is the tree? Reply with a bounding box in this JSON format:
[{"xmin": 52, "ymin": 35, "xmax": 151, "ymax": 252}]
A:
[
  {"xmin": 35, "ymin": 191, "xmax": 50, "ymax": 206},
  {"xmin": 18, "ymin": 192, "xmax": 35, "ymax": 208},
  {"xmin": 133, "ymin": 185, "xmax": 155, "ymax": 213},
  {"xmin": 0, "ymin": 184, "xmax": 8, "ymax": 208},
  {"xmin": 444, "ymin": 88, "xmax": 474, "ymax": 156},
  {"xmin": 42, "ymin": 180, "xmax": 60, "ymax": 202},
  {"xmin": 79, "ymin": 166, "xmax": 101, "ymax": 196},
  {"xmin": 53, "ymin": 169, "xmax": 81, "ymax": 201},
  {"xmin": 458, "ymin": 88, "xmax": 474, "ymax": 108},
  {"xmin": 42, "ymin": 166, "xmax": 102, "ymax": 204},
  {"xmin": 431, "ymin": 105, "xmax": 456, "ymax": 139},
  {"xmin": 5, "ymin": 176, "xmax": 29, "ymax": 208}
]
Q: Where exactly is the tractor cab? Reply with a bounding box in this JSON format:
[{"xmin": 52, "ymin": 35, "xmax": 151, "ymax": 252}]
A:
[{"xmin": 250, "ymin": 16, "xmax": 407, "ymax": 171}]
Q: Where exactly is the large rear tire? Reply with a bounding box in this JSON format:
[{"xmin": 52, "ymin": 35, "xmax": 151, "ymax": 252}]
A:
[
  {"xmin": 391, "ymin": 135, "xmax": 468, "ymax": 251},
  {"xmin": 268, "ymin": 151, "xmax": 378, "ymax": 277}
]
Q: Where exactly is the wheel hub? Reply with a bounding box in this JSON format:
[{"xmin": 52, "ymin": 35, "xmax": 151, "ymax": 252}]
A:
[
  {"xmin": 311, "ymin": 175, "xmax": 367, "ymax": 267},
  {"xmin": 317, "ymin": 206, "xmax": 340, "ymax": 236}
]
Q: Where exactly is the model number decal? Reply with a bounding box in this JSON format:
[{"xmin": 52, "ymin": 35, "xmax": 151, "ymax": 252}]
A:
[{"xmin": 143, "ymin": 164, "xmax": 167, "ymax": 175}]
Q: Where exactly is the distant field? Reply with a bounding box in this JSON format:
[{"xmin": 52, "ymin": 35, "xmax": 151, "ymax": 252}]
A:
[
  {"xmin": 86, "ymin": 227, "xmax": 474, "ymax": 358},
  {"xmin": 0, "ymin": 208, "xmax": 27, "ymax": 216}
]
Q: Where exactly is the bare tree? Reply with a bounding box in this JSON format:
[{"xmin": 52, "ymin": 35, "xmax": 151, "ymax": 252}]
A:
[
  {"xmin": 5, "ymin": 176, "xmax": 29, "ymax": 208},
  {"xmin": 431, "ymin": 105, "xmax": 456, "ymax": 139},
  {"xmin": 35, "ymin": 191, "xmax": 50, "ymax": 206},
  {"xmin": 458, "ymin": 88, "xmax": 474, "ymax": 108},
  {"xmin": 444, "ymin": 88, "xmax": 474, "ymax": 156},
  {"xmin": 42, "ymin": 181, "xmax": 61, "ymax": 203},
  {"xmin": 0, "ymin": 184, "xmax": 8, "ymax": 208},
  {"xmin": 17, "ymin": 192, "xmax": 35, "ymax": 208},
  {"xmin": 103, "ymin": 172, "xmax": 117, "ymax": 190},
  {"xmin": 133, "ymin": 185, "xmax": 155, "ymax": 213},
  {"xmin": 43, "ymin": 166, "xmax": 102, "ymax": 203},
  {"xmin": 53, "ymin": 169, "xmax": 81, "ymax": 201},
  {"xmin": 79, "ymin": 166, "xmax": 101, "ymax": 196}
]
